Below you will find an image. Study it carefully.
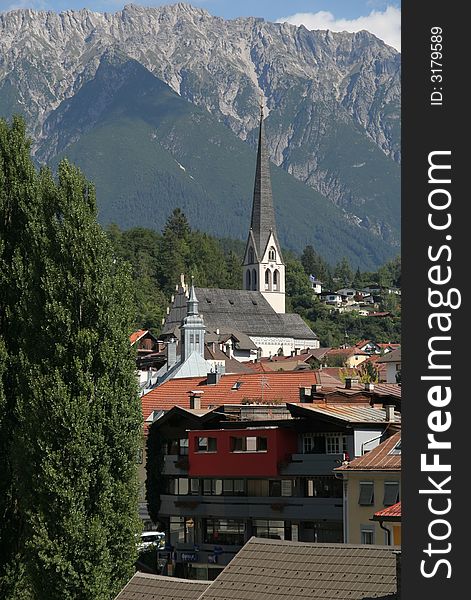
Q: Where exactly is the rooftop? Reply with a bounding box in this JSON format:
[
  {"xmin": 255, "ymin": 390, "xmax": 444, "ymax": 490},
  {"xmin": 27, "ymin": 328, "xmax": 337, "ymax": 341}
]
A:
[
  {"xmin": 373, "ymin": 502, "xmax": 402, "ymax": 521},
  {"xmin": 336, "ymin": 432, "xmax": 401, "ymax": 471},
  {"xmin": 114, "ymin": 572, "xmax": 210, "ymax": 600},
  {"xmin": 288, "ymin": 403, "xmax": 401, "ymax": 425},
  {"xmin": 197, "ymin": 537, "xmax": 398, "ymax": 600},
  {"xmin": 141, "ymin": 371, "xmax": 321, "ymax": 420}
]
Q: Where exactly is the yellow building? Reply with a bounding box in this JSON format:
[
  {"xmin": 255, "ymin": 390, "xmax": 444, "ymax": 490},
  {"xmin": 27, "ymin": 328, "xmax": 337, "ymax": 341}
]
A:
[
  {"xmin": 372, "ymin": 501, "xmax": 401, "ymax": 545},
  {"xmin": 335, "ymin": 431, "xmax": 401, "ymax": 545}
]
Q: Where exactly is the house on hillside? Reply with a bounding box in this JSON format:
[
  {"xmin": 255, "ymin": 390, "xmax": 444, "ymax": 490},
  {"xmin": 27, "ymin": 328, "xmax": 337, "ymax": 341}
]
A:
[{"xmin": 377, "ymin": 347, "xmax": 401, "ymax": 383}]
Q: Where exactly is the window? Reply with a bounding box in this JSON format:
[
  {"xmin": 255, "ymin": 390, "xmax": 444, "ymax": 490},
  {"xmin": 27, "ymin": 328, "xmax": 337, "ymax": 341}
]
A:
[
  {"xmin": 190, "ymin": 334, "xmax": 194, "ymax": 344},
  {"xmin": 383, "ymin": 482, "xmax": 400, "ymax": 506},
  {"xmin": 202, "ymin": 479, "xmax": 223, "ymax": 496},
  {"xmin": 179, "ymin": 438, "xmax": 189, "ymax": 456},
  {"xmin": 177, "ymin": 478, "xmax": 189, "ymax": 495},
  {"xmin": 252, "ymin": 269, "xmax": 257, "ymax": 290},
  {"xmin": 230, "ymin": 436, "xmax": 268, "ymax": 452},
  {"xmin": 195, "ymin": 334, "xmax": 200, "ymax": 344},
  {"xmin": 220, "ymin": 479, "xmax": 246, "ymax": 496},
  {"xmin": 264, "ymin": 269, "xmax": 272, "ymax": 291},
  {"xmin": 196, "ymin": 437, "xmax": 217, "ymax": 452},
  {"xmin": 302, "ymin": 434, "xmax": 326, "ymax": 454},
  {"xmin": 359, "ymin": 482, "xmax": 374, "ymax": 505},
  {"xmin": 273, "ymin": 269, "xmax": 279, "ymax": 290},
  {"xmin": 268, "ymin": 247, "xmax": 276, "ymax": 261},
  {"xmin": 248, "ymin": 247, "xmax": 254, "ymax": 264},
  {"xmin": 170, "ymin": 517, "xmax": 186, "ymax": 545},
  {"xmin": 247, "ymin": 479, "xmax": 269, "ymax": 496},
  {"xmin": 204, "ymin": 519, "xmax": 245, "ymax": 546},
  {"xmin": 325, "ymin": 434, "xmax": 348, "ymax": 455},
  {"xmin": 246, "ymin": 270, "xmax": 251, "ymax": 289},
  {"xmin": 268, "ymin": 479, "xmax": 293, "ymax": 497},
  {"xmin": 190, "ymin": 479, "xmax": 200, "ymax": 495},
  {"xmin": 361, "ymin": 527, "xmax": 375, "ymax": 545},
  {"xmin": 305, "ymin": 476, "xmax": 343, "ymax": 498},
  {"xmin": 253, "ymin": 520, "xmax": 285, "ymax": 540}
]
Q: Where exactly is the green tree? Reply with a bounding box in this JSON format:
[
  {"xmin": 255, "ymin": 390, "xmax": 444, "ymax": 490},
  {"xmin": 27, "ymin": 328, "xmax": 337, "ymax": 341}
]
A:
[
  {"xmin": 300, "ymin": 245, "xmax": 329, "ymax": 282},
  {"xmin": 333, "ymin": 257, "xmax": 353, "ymax": 288},
  {"xmin": 157, "ymin": 208, "xmax": 191, "ymax": 293},
  {"xmin": 0, "ymin": 117, "xmax": 142, "ymax": 599}
]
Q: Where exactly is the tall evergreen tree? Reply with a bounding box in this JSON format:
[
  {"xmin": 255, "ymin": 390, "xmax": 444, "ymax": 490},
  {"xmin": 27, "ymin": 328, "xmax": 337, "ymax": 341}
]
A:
[{"xmin": 0, "ymin": 117, "xmax": 142, "ymax": 600}]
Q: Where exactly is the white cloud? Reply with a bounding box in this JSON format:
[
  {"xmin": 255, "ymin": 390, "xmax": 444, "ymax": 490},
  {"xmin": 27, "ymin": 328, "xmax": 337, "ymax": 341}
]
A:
[{"xmin": 277, "ymin": 5, "xmax": 401, "ymax": 52}]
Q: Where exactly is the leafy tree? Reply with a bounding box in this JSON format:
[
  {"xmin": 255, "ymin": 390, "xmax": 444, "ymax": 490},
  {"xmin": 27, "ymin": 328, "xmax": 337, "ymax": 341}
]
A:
[
  {"xmin": 358, "ymin": 360, "xmax": 380, "ymax": 383},
  {"xmin": 333, "ymin": 257, "xmax": 353, "ymax": 288},
  {"xmin": 301, "ymin": 244, "xmax": 329, "ymax": 282},
  {"xmin": 0, "ymin": 117, "xmax": 142, "ymax": 600}
]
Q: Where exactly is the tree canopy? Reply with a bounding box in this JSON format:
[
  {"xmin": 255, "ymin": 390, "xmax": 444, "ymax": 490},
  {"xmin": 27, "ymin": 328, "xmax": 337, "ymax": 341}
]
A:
[{"xmin": 0, "ymin": 117, "xmax": 142, "ymax": 600}]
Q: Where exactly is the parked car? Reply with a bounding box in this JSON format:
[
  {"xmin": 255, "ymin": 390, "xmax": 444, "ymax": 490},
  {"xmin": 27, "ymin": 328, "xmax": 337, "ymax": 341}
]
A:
[{"xmin": 138, "ymin": 531, "xmax": 165, "ymax": 552}]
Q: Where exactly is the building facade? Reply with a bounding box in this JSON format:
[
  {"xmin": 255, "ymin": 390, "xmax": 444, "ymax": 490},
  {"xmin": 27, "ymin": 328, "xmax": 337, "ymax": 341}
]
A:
[{"xmin": 148, "ymin": 400, "xmax": 400, "ymax": 579}]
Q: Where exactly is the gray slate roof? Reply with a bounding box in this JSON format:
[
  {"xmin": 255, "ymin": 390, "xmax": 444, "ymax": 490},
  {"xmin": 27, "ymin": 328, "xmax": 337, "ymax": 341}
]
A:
[
  {"xmin": 115, "ymin": 572, "xmax": 210, "ymax": 600},
  {"xmin": 199, "ymin": 538, "xmax": 398, "ymax": 600},
  {"xmin": 163, "ymin": 287, "xmax": 317, "ymax": 340}
]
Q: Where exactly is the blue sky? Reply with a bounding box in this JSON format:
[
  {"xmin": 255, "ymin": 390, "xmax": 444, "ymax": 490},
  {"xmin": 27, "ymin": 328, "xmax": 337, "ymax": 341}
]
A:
[{"xmin": 1, "ymin": 1, "xmax": 401, "ymax": 49}]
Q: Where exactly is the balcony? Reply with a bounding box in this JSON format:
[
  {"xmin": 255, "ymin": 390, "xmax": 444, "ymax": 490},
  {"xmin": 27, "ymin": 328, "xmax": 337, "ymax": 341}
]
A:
[
  {"xmin": 163, "ymin": 455, "xmax": 189, "ymax": 475},
  {"xmin": 279, "ymin": 453, "xmax": 344, "ymax": 476},
  {"xmin": 159, "ymin": 494, "xmax": 342, "ymax": 521}
]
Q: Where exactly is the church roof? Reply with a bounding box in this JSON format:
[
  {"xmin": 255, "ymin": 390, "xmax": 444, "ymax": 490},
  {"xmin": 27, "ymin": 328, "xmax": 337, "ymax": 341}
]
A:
[
  {"xmin": 162, "ymin": 287, "xmax": 317, "ymax": 340},
  {"xmin": 248, "ymin": 107, "xmax": 282, "ymax": 260}
]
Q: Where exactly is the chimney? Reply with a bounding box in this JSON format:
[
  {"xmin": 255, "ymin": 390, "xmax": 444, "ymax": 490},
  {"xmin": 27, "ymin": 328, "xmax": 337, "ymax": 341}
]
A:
[
  {"xmin": 345, "ymin": 377, "xmax": 359, "ymax": 389},
  {"xmin": 385, "ymin": 404, "xmax": 395, "ymax": 422},
  {"xmin": 189, "ymin": 391, "xmax": 203, "ymax": 410},
  {"xmin": 300, "ymin": 387, "xmax": 312, "ymax": 403},
  {"xmin": 206, "ymin": 369, "xmax": 222, "ymax": 385},
  {"xmin": 364, "ymin": 382, "xmax": 375, "ymax": 392},
  {"xmin": 166, "ymin": 337, "xmax": 178, "ymax": 371}
]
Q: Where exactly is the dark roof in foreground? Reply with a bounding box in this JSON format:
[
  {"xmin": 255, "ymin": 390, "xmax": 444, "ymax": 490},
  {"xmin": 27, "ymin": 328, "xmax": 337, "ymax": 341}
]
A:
[
  {"xmin": 199, "ymin": 538, "xmax": 397, "ymax": 600},
  {"xmin": 114, "ymin": 572, "xmax": 210, "ymax": 600}
]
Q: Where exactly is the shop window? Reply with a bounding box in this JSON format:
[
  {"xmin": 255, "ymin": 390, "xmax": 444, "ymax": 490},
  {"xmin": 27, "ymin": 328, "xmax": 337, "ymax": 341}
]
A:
[
  {"xmin": 253, "ymin": 519, "xmax": 285, "ymax": 540},
  {"xmin": 203, "ymin": 519, "xmax": 245, "ymax": 546}
]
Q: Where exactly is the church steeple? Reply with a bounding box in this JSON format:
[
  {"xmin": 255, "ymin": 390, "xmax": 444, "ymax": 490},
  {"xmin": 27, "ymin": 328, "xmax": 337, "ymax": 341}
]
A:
[
  {"xmin": 248, "ymin": 103, "xmax": 282, "ymax": 261},
  {"xmin": 242, "ymin": 102, "xmax": 285, "ymax": 313}
]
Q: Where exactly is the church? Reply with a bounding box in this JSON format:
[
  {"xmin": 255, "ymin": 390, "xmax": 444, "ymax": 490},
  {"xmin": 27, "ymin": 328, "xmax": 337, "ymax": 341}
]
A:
[{"xmin": 161, "ymin": 107, "xmax": 319, "ymax": 360}]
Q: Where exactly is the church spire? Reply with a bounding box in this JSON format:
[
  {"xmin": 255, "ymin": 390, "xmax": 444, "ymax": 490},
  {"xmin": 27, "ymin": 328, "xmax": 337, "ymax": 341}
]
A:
[
  {"xmin": 249, "ymin": 102, "xmax": 280, "ymax": 259},
  {"xmin": 187, "ymin": 277, "xmax": 199, "ymax": 315},
  {"xmin": 242, "ymin": 101, "xmax": 286, "ymax": 314}
]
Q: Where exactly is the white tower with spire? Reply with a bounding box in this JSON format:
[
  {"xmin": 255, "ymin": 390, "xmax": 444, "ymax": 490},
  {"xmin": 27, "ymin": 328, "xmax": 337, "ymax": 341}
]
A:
[
  {"xmin": 242, "ymin": 103, "xmax": 285, "ymax": 313},
  {"xmin": 181, "ymin": 279, "xmax": 206, "ymax": 361}
]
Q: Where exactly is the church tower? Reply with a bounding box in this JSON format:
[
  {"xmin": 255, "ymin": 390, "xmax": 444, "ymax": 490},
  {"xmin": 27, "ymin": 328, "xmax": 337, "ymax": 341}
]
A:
[
  {"xmin": 181, "ymin": 280, "xmax": 206, "ymax": 361},
  {"xmin": 242, "ymin": 104, "xmax": 285, "ymax": 313}
]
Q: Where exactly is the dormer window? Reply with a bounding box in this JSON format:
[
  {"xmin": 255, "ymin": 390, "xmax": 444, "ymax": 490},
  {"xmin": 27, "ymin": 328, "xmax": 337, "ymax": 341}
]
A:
[{"xmin": 268, "ymin": 247, "xmax": 276, "ymax": 261}]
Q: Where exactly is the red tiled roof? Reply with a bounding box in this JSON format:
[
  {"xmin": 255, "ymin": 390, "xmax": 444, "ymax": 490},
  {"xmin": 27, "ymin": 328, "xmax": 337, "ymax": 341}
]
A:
[
  {"xmin": 141, "ymin": 371, "xmax": 320, "ymax": 420},
  {"xmin": 130, "ymin": 329, "xmax": 148, "ymax": 345},
  {"xmin": 374, "ymin": 502, "xmax": 402, "ymax": 520},
  {"xmin": 336, "ymin": 432, "xmax": 401, "ymax": 471},
  {"xmin": 326, "ymin": 347, "xmax": 369, "ymax": 357}
]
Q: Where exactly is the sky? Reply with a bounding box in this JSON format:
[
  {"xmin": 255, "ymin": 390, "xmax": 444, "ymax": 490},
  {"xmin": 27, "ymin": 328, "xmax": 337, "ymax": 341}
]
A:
[{"xmin": 1, "ymin": 1, "xmax": 401, "ymax": 50}]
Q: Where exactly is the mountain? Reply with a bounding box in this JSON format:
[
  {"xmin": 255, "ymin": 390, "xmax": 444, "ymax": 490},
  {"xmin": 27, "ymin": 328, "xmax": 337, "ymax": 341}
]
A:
[
  {"xmin": 37, "ymin": 50, "xmax": 393, "ymax": 269},
  {"xmin": 0, "ymin": 3, "xmax": 401, "ymax": 265}
]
